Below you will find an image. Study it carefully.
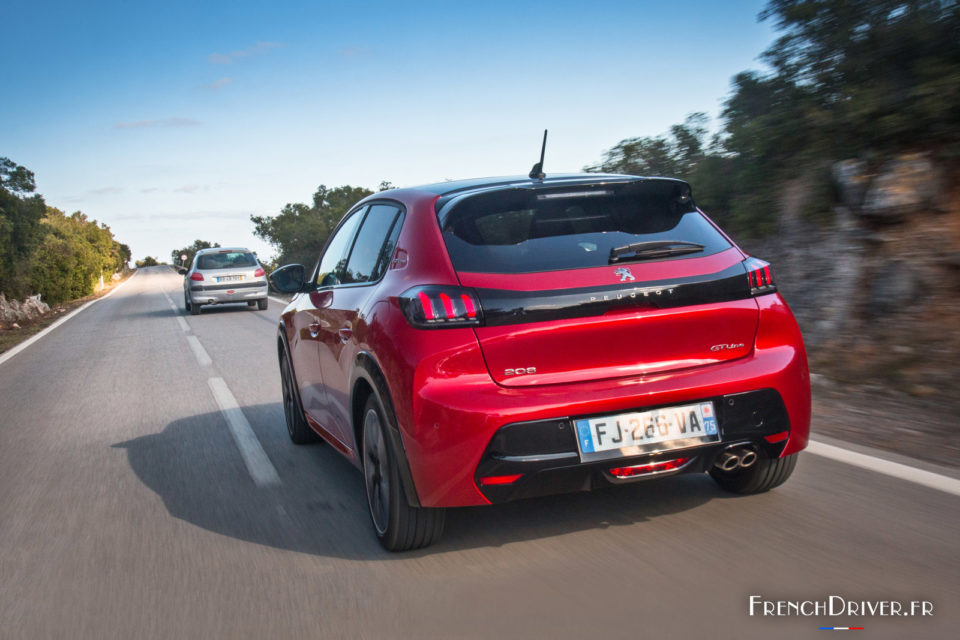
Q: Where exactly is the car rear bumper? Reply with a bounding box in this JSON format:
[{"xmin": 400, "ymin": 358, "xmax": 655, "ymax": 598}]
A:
[
  {"xmin": 391, "ymin": 293, "xmax": 810, "ymax": 508},
  {"xmin": 472, "ymin": 388, "xmax": 791, "ymax": 504},
  {"xmin": 188, "ymin": 282, "xmax": 268, "ymax": 305}
]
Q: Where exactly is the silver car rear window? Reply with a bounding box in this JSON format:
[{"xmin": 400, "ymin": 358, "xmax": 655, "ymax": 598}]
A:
[{"xmin": 197, "ymin": 252, "xmax": 257, "ymax": 270}]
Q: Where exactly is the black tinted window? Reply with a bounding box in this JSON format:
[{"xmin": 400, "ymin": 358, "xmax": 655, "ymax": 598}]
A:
[
  {"xmin": 196, "ymin": 251, "xmax": 257, "ymax": 270},
  {"xmin": 342, "ymin": 204, "xmax": 402, "ymax": 284},
  {"xmin": 441, "ymin": 180, "xmax": 730, "ymax": 273},
  {"xmin": 316, "ymin": 207, "xmax": 365, "ymax": 286}
]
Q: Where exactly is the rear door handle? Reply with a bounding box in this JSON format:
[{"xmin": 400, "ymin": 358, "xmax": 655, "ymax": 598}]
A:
[{"xmin": 338, "ymin": 326, "xmax": 353, "ymax": 343}]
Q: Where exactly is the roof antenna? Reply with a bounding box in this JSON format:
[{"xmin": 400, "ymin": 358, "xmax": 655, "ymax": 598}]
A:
[{"xmin": 528, "ymin": 129, "xmax": 548, "ymax": 180}]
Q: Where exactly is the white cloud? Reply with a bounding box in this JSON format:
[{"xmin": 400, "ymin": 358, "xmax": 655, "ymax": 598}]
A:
[
  {"xmin": 114, "ymin": 117, "xmax": 200, "ymax": 129},
  {"xmin": 203, "ymin": 77, "xmax": 234, "ymax": 90},
  {"xmin": 173, "ymin": 184, "xmax": 209, "ymax": 194},
  {"xmin": 338, "ymin": 46, "xmax": 369, "ymax": 58},
  {"xmin": 208, "ymin": 41, "xmax": 282, "ymax": 64},
  {"xmin": 89, "ymin": 186, "xmax": 123, "ymax": 195}
]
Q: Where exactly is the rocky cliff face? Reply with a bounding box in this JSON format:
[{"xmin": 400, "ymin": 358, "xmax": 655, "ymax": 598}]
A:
[{"xmin": 738, "ymin": 153, "xmax": 959, "ymax": 403}]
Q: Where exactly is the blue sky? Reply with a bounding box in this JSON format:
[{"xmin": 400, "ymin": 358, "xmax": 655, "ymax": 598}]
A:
[{"xmin": 1, "ymin": 0, "xmax": 775, "ymax": 262}]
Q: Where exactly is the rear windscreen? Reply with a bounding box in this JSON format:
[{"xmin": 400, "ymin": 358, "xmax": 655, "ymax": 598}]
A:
[
  {"xmin": 440, "ymin": 180, "xmax": 731, "ymax": 274},
  {"xmin": 197, "ymin": 252, "xmax": 257, "ymax": 270}
]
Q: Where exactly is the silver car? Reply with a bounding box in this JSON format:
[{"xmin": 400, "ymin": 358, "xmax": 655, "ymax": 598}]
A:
[{"xmin": 180, "ymin": 247, "xmax": 269, "ymax": 315}]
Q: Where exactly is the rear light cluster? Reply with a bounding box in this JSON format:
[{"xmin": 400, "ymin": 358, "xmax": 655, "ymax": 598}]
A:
[
  {"xmin": 190, "ymin": 272, "xmax": 204, "ymax": 281},
  {"xmin": 399, "ymin": 286, "xmax": 483, "ymax": 329},
  {"xmin": 744, "ymin": 257, "xmax": 776, "ymax": 295},
  {"xmin": 254, "ymin": 267, "xmax": 265, "ymax": 277},
  {"xmin": 608, "ymin": 457, "xmax": 690, "ymax": 478}
]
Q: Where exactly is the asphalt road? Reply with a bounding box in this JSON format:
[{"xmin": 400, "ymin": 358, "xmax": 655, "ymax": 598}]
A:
[{"xmin": 1, "ymin": 267, "xmax": 957, "ymax": 639}]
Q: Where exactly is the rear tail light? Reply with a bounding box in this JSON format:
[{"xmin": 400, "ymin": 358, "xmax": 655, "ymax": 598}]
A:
[
  {"xmin": 743, "ymin": 257, "xmax": 776, "ymax": 295},
  {"xmin": 254, "ymin": 267, "xmax": 265, "ymax": 277},
  {"xmin": 608, "ymin": 457, "xmax": 690, "ymax": 478},
  {"xmin": 190, "ymin": 272, "xmax": 204, "ymax": 281},
  {"xmin": 399, "ymin": 286, "xmax": 482, "ymax": 328}
]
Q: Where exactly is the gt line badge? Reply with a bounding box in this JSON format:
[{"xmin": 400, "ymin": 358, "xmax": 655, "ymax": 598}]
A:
[
  {"xmin": 614, "ymin": 267, "xmax": 635, "ymax": 282},
  {"xmin": 710, "ymin": 343, "xmax": 745, "ymax": 351}
]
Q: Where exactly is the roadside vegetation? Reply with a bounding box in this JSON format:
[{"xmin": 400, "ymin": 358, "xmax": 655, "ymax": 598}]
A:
[
  {"xmin": 1, "ymin": 158, "xmax": 131, "ymax": 305},
  {"xmin": 587, "ymin": 0, "xmax": 960, "ymax": 237},
  {"xmin": 135, "ymin": 256, "xmax": 160, "ymax": 268}
]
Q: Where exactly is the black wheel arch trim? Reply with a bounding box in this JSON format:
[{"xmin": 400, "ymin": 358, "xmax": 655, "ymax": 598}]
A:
[
  {"xmin": 276, "ymin": 321, "xmax": 308, "ymax": 425},
  {"xmin": 351, "ymin": 351, "xmax": 422, "ymax": 508}
]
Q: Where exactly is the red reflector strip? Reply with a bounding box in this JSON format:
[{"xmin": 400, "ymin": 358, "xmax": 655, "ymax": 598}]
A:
[
  {"xmin": 479, "ymin": 474, "xmax": 523, "ymax": 486},
  {"xmin": 764, "ymin": 431, "xmax": 789, "ymax": 443},
  {"xmin": 608, "ymin": 457, "xmax": 690, "ymax": 478},
  {"xmin": 762, "ymin": 265, "xmax": 771, "ymax": 286},
  {"xmin": 460, "ymin": 294, "xmax": 476, "ymax": 318},
  {"xmin": 438, "ymin": 292, "xmax": 455, "ymax": 318},
  {"xmin": 417, "ymin": 291, "xmax": 434, "ymax": 320}
]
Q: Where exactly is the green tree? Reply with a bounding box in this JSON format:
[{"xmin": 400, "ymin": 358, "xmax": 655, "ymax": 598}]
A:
[
  {"xmin": 251, "ymin": 184, "xmax": 373, "ymax": 267},
  {"xmin": 0, "ymin": 157, "xmax": 47, "ymax": 298},
  {"xmin": 30, "ymin": 208, "xmax": 129, "ymax": 303},
  {"xmin": 758, "ymin": 0, "xmax": 960, "ymax": 154},
  {"xmin": 588, "ymin": 1, "xmax": 960, "ymax": 237},
  {"xmin": 585, "ymin": 113, "xmax": 710, "ymax": 178},
  {"xmin": 136, "ymin": 256, "xmax": 159, "ymax": 268},
  {"xmin": 171, "ymin": 239, "xmax": 220, "ymax": 269},
  {"xmin": 0, "ymin": 157, "xmax": 37, "ymax": 194}
]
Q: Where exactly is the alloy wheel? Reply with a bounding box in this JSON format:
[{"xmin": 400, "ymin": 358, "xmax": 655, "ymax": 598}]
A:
[{"xmin": 363, "ymin": 408, "xmax": 390, "ymax": 535}]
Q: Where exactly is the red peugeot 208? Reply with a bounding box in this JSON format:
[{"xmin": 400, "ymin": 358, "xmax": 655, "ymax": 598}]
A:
[{"xmin": 269, "ymin": 174, "xmax": 810, "ymax": 551}]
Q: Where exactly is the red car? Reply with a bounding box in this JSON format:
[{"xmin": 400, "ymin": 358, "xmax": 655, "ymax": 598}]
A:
[{"xmin": 270, "ymin": 174, "xmax": 810, "ymax": 551}]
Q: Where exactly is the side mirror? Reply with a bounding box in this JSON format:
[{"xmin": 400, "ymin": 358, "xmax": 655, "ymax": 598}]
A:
[
  {"xmin": 269, "ymin": 264, "xmax": 309, "ymax": 294},
  {"xmin": 178, "ymin": 268, "xmax": 187, "ymax": 275}
]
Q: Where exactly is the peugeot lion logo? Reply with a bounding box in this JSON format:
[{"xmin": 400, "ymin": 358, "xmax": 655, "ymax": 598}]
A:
[{"xmin": 614, "ymin": 267, "xmax": 635, "ymax": 282}]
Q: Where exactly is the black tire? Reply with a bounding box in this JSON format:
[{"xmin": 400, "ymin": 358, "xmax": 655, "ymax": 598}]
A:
[
  {"xmin": 361, "ymin": 394, "xmax": 444, "ymax": 551},
  {"xmin": 280, "ymin": 347, "xmax": 319, "ymax": 444},
  {"xmin": 710, "ymin": 452, "xmax": 798, "ymax": 494},
  {"xmin": 184, "ymin": 293, "xmax": 191, "ymax": 313},
  {"xmin": 257, "ymin": 298, "xmax": 268, "ymax": 311},
  {"xmin": 247, "ymin": 301, "xmax": 256, "ymax": 307},
  {"xmin": 189, "ymin": 299, "xmax": 201, "ymax": 315}
]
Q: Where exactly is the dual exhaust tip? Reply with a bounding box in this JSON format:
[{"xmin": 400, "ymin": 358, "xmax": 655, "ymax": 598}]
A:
[{"xmin": 714, "ymin": 445, "xmax": 758, "ymax": 472}]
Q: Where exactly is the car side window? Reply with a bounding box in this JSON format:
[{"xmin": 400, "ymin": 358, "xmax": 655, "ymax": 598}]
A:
[
  {"xmin": 341, "ymin": 204, "xmax": 403, "ymax": 285},
  {"xmin": 315, "ymin": 207, "xmax": 366, "ymax": 286}
]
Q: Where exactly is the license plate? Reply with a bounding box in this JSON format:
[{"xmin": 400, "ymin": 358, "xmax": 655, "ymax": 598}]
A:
[
  {"xmin": 217, "ymin": 275, "xmax": 243, "ymax": 282},
  {"xmin": 574, "ymin": 401, "xmax": 719, "ymax": 462}
]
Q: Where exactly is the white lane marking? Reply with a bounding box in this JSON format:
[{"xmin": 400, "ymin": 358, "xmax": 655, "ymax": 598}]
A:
[
  {"xmin": 807, "ymin": 440, "xmax": 960, "ymax": 497},
  {"xmin": 175, "ymin": 316, "xmax": 190, "ymax": 332},
  {"xmin": 186, "ymin": 335, "xmax": 212, "ymax": 367},
  {"xmin": 207, "ymin": 377, "xmax": 281, "ymax": 487},
  {"xmin": 0, "ymin": 271, "xmax": 139, "ymax": 367},
  {"xmin": 269, "ymin": 295, "xmax": 290, "ymax": 305}
]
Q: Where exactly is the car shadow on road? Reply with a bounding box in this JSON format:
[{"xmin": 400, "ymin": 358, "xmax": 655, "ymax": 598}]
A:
[
  {"xmin": 191, "ymin": 303, "xmax": 262, "ymax": 315},
  {"xmin": 114, "ymin": 404, "xmax": 732, "ymax": 560}
]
